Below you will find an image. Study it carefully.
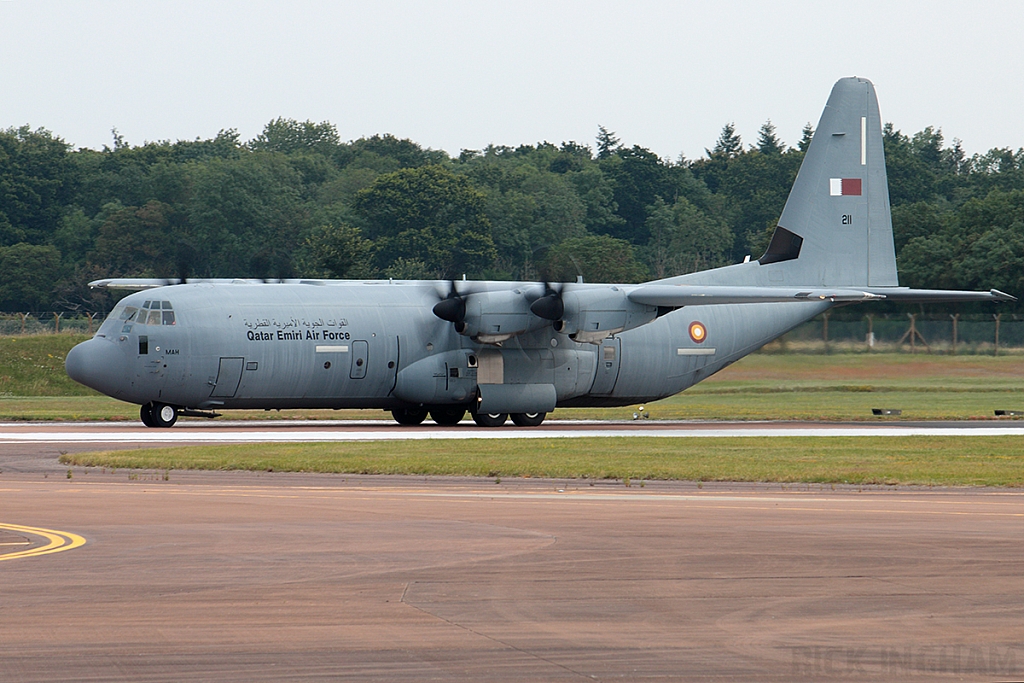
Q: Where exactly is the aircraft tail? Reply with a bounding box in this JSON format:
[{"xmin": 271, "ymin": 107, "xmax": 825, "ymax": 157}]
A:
[
  {"xmin": 760, "ymin": 76, "xmax": 898, "ymax": 287},
  {"xmin": 666, "ymin": 77, "xmax": 898, "ymax": 290}
]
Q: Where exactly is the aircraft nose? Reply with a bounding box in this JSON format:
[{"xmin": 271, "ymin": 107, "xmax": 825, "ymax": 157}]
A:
[{"xmin": 65, "ymin": 337, "xmax": 128, "ymax": 397}]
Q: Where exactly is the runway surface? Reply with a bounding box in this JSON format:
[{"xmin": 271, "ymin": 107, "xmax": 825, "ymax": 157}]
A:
[
  {"xmin": 2, "ymin": 471, "xmax": 1023, "ymax": 682},
  {"xmin": 3, "ymin": 418, "xmax": 1024, "ymax": 447}
]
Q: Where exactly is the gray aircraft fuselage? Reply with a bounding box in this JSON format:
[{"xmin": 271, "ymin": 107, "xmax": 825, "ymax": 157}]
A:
[{"xmin": 73, "ymin": 280, "xmax": 828, "ymax": 413}]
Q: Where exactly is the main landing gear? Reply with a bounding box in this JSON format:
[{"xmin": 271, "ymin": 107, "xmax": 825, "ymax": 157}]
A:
[
  {"xmin": 391, "ymin": 407, "xmax": 428, "ymax": 425},
  {"xmin": 510, "ymin": 412, "xmax": 545, "ymax": 427},
  {"xmin": 469, "ymin": 410, "xmax": 546, "ymax": 427},
  {"xmin": 389, "ymin": 406, "xmax": 468, "ymax": 426},
  {"xmin": 140, "ymin": 402, "xmax": 178, "ymax": 428},
  {"xmin": 390, "ymin": 407, "xmax": 547, "ymax": 427}
]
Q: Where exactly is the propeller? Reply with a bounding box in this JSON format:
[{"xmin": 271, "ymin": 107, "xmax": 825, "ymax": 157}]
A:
[
  {"xmin": 432, "ymin": 281, "xmax": 469, "ymax": 333},
  {"xmin": 529, "ymin": 281, "xmax": 566, "ymax": 321}
]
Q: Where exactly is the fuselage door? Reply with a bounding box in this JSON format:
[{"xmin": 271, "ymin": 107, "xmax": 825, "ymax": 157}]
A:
[
  {"xmin": 589, "ymin": 338, "xmax": 621, "ymax": 396},
  {"xmin": 211, "ymin": 357, "xmax": 244, "ymax": 398},
  {"xmin": 350, "ymin": 340, "xmax": 368, "ymax": 379}
]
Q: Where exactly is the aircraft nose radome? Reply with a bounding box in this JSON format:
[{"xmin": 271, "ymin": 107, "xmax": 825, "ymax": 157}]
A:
[{"xmin": 65, "ymin": 338, "xmax": 127, "ymax": 396}]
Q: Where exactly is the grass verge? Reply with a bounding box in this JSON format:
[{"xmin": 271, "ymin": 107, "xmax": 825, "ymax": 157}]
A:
[{"xmin": 60, "ymin": 435, "xmax": 1024, "ymax": 487}]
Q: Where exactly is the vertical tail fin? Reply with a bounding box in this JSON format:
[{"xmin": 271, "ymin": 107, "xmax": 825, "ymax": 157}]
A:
[{"xmin": 761, "ymin": 77, "xmax": 898, "ymax": 287}]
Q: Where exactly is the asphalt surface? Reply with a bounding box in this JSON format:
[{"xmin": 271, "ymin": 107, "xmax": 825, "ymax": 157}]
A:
[{"xmin": 2, "ymin": 423, "xmax": 1023, "ymax": 681}]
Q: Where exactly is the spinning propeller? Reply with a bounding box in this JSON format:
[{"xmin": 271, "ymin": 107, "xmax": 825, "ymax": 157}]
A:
[
  {"xmin": 529, "ymin": 281, "xmax": 566, "ymax": 321},
  {"xmin": 432, "ymin": 281, "xmax": 469, "ymax": 333}
]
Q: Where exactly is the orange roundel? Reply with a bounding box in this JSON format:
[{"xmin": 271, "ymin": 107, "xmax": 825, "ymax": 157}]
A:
[{"xmin": 689, "ymin": 321, "xmax": 707, "ymax": 344}]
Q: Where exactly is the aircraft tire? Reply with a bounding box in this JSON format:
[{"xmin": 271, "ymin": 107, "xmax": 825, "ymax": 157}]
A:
[
  {"xmin": 429, "ymin": 407, "xmax": 466, "ymax": 426},
  {"xmin": 510, "ymin": 412, "xmax": 546, "ymax": 427},
  {"xmin": 392, "ymin": 408, "xmax": 428, "ymax": 426},
  {"xmin": 471, "ymin": 411, "xmax": 507, "ymax": 427},
  {"xmin": 140, "ymin": 403, "xmax": 156, "ymax": 428},
  {"xmin": 149, "ymin": 402, "xmax": 178, "ymax": 428}
]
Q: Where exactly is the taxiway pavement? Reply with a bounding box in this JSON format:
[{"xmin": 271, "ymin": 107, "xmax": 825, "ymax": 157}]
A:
[{"xmin": 2, "ymin": 471, "xmax": 1023, "ymax": 681}]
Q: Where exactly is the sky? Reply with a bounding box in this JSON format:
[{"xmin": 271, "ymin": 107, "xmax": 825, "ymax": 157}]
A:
[{"xmin": 2, "ymin": 0, "xmax": 1023, "ymax": 160}]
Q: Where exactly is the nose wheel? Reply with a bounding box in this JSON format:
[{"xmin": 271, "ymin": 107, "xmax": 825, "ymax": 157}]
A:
[{"xmin": 140, "ymin": 402, "xmax": 178, "ymax": 428}]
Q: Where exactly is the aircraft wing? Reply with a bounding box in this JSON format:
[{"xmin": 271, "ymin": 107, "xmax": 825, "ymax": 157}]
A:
[
  {"xmin": 89, "ymin": 278, "xmax": 181, "ymax": 290},
  {"xmin": 88, "ymin": 278, "xmax": 273, "ymax": 290},
  {"xmin": 626, "ymin": 285, "xmax": 886, "ymax": 307}
]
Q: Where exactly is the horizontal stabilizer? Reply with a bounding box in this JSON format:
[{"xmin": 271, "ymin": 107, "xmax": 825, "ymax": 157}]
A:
[
  {"xmin": 860, "ymin": 288, "xmax": 1016, "ymax": 303},
  {"xmin": 627, "ymin": 285, "xmax": 885, "ymax": 307}
]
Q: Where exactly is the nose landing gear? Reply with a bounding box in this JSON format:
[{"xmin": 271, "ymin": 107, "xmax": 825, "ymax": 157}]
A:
[{"xmin": 141, "ymin": 402, "xmax": 178, "ymax": 428}]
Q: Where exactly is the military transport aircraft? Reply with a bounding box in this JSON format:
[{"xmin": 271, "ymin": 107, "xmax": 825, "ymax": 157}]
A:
[{"xmin": 66, "ymin": 77, "xmax": 1013, "ymax": 428}]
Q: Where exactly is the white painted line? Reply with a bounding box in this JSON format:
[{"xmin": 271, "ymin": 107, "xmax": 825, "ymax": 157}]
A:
[{"xmin": 315, "ymin": 345, "xmax": 349, "ymax": 353}]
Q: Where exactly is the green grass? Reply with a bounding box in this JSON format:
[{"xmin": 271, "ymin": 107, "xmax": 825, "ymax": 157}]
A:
[
  {"xmin": 0, "ymin": 334, "xmax": 94, "ymax": 396},
  {"xmin": 60, "ymin": 436, "xmax": 1024, "ymax": 487},
  {"xmin": 0, "ymin": 396, "xmax": 139, "ymax": 421}
]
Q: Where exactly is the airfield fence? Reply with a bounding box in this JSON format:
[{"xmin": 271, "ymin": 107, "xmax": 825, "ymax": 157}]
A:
[
  {"xmin": 2, "ymin": 311, "xmax": 1024, "ymax": 354},
  {"xmin": 0, "ymin": 312, "xmax": 103, "ymax": 336},
  {"xmin": 767, "ymin": 313, "xmax": 1024, "ymax": 354}
]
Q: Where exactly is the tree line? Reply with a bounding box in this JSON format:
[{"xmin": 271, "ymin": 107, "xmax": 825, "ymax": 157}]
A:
[{"xmin": 1, "ymin": 115, "xmax": 1023, "ymax": 313}]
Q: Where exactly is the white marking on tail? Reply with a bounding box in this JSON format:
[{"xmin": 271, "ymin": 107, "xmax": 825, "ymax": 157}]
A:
[{"xmin": 861, "ymin": 116, "xmax": 867, "ymax": 165}]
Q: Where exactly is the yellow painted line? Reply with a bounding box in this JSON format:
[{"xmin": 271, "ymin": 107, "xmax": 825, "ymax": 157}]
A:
[{"xmin": 0, "ymin": 523, "xmax": 86, "ymax": 562}]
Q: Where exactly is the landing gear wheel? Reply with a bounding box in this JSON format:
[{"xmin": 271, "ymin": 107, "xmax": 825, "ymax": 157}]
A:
[
  {"xmin": 392, "ymin": 408, "xmax": 428, "ymax": 426},
  {"xmin": 472, "ymin": 411, "xmax": 507, "ymax": 427},
  {"xmin": 429, "ymin": 407, "xmax": 466, "ymax": 426},
  {"xmin": 140, "ymin": 403, "xmax": 156, "ymax": 428},
  {"xmin": 510, "ymin": 412, "xmax": 546, "ymax": 427},
  {"xmin": 143, "ymin": 402, "xmax": 178, "ymax": 428}
]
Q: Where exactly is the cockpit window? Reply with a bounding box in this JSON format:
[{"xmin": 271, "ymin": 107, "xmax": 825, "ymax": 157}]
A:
[
  {"xmin": 119, "ymin": 306, "xmax": 139, "ymax": 322},
  {"xmin": 133, "ymin": 300, "xmax": 176, "ymax": 325}
]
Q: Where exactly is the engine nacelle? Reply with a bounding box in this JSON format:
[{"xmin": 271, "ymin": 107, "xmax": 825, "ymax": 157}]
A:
[
  {"xmin": 556, "ymin": 287, "xmax": 658, "ymax": 344},
  {"xmin": 458, "ymin": 289, "xmax": 550, "ymax": 344}
]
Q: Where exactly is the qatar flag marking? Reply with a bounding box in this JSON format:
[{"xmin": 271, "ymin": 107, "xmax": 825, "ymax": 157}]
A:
[{"xmin": 829, "ymin": 178, "xmax": 862, "ymax": 196}]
